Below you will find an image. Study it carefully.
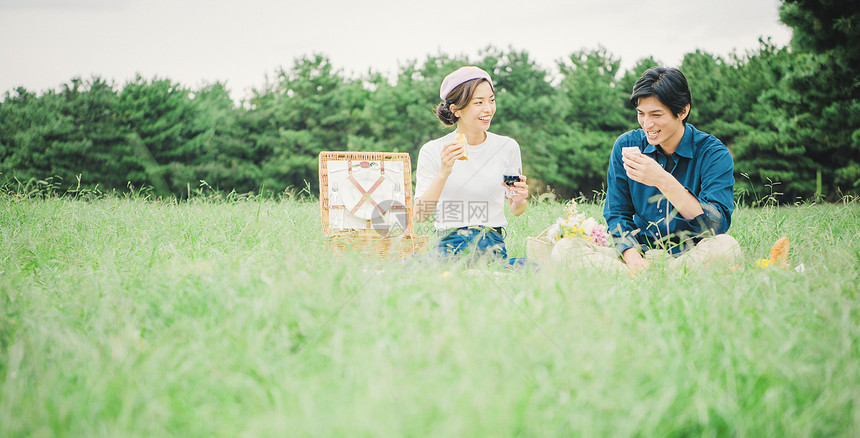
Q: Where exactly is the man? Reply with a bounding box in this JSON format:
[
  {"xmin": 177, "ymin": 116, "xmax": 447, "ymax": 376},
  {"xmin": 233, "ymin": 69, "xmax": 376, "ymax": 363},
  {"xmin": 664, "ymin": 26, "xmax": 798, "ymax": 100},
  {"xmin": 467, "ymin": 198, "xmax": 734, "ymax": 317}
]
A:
[{"xmin": 603, "ymin": 67, "xmax": 741, "ymax": 273}]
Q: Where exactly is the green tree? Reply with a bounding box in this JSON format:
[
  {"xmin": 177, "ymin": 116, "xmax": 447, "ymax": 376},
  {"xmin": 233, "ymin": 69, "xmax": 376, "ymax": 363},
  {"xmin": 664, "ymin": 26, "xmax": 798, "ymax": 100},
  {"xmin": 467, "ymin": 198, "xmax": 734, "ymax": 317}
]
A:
[
  {"xmin": 0, "ymin": 87, "xmax": 50, "ymax": 183},
  {"xmin": 360, "ymin": 53, "xmax": 468, "ymax": 161},
  {"xmin": 779, "ymin": 0, "xmax": 860, "ymax": 196},
  {"xmin": 475, "ymin": 47, "xmax": 565, "ymax": 194},
  {"xmin": 542, "ymin": 47, "xmax": 636, "ymax": 198},
  {"xmin": 180, "ymin": 82, "xmax": 259, "ymax": 193},
  {"xmin": 679, "ymin": 51, "xmax": 734, "ymax": 131},
  {"xmin": 117, "ymin": 75, "xmax": 194, "ymax": 195},
  {"xmin": 0, "ymin": 77, "xmax": 130, "ymax": 190},
  {"xmin": 55, "ymin": 77, "xmax": 130, "ymax": 189},
  {"xmin": 479, "ymin": 45, "xmax": 555, "ymax": 123},
  {"xmin": 246, "ymin": 54, "xmax": 371, "ymax": 193},
  {"xmin": 719, "ymin": 1, "xmax": 860, "ymax": 200},
  {"xmin": 780, "ymin": 0, "xmax": 860, "ymax": 81},
  {"xmin": 557, "ymin": 47, "xmax": 629, "ymax": 133}
]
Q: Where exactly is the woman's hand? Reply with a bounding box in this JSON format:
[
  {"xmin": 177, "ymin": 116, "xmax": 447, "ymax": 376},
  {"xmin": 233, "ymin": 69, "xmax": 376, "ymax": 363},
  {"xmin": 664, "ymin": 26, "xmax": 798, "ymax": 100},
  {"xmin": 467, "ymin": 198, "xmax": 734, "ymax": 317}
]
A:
[
  {"xmin": 415, "ymin": 141, "xmax": 466, "ymax": 223},
  {"xmin": 439, "ymin": 141, "xmax": 466, "ymax": 176},
  {"xmin": 504, "ymin": 175, "xmax": 528, "ymax": 216}
]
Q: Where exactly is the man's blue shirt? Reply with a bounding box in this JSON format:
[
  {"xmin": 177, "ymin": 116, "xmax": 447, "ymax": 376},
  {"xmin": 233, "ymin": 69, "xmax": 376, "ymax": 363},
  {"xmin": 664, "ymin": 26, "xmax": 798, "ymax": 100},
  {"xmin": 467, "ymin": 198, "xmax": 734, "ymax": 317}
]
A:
[{"xmin": 603, "ymin": 124, "xmax": 735, "ymax": 256}]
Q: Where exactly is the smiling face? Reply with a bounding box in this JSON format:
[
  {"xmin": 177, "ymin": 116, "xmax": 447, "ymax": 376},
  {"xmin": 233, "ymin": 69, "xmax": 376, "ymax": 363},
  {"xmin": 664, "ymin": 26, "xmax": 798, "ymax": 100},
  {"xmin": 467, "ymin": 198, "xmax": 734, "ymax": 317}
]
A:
[
  {"xmin": 453, "ymin": 81, "xmax": 495, "ymax": 137},
  {"xmin": 636, "ymin": 95, "xmax": 689, "ymax": 153}
]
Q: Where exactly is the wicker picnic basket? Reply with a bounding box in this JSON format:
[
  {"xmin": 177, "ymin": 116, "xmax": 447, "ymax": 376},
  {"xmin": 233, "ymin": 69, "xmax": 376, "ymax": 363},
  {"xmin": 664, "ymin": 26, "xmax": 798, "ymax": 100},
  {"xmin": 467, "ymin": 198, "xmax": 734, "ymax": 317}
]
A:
[
  {"xmin": 327, "ymin": 231, "xmax": 428, "ymax": 259},
  {"xmin": 319, "ymin": 151, "xmax": 428, "ymax": 259},
  {"xmin": 526, "ymin": 225, "xmax": 554, "ymax": 266}
]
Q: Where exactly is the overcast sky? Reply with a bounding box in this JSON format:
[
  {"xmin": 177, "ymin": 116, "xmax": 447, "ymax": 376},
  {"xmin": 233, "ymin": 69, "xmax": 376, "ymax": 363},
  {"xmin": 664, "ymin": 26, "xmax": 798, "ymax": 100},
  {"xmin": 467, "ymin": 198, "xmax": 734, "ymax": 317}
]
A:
[{"xmin": 0, "ymin": 0, "xmax": 792, "ymax": 101}]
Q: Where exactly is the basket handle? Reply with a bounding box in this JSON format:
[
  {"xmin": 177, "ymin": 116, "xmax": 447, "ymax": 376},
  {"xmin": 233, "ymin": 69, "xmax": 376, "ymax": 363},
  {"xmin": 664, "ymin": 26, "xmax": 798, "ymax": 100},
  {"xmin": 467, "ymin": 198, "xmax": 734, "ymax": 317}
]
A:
[{"xmin": 535, "ymin": 224, "xmax": 554, "ymax": 239}]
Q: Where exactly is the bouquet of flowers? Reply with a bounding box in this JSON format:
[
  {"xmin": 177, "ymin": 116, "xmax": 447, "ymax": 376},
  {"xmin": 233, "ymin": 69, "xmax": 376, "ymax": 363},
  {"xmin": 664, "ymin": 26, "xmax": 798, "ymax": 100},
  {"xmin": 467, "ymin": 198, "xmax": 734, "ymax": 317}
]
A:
[
  {"xmin": 545, "ymin": 199, "xmax": 611, "ymax": 247},
  {"xmin": 526, "ymin": 199, "xmax": 613, "ymax": 266}
]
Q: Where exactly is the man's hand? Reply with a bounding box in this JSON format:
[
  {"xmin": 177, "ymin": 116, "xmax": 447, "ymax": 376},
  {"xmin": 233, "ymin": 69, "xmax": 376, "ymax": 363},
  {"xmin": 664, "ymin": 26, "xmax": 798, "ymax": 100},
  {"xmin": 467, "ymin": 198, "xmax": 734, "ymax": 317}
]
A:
[
  {"xmin": 622, "ymin": 152, "xmax": 704, "ymax": 220},
  {"xmin": 622, "ymin": 152, "xmax": 670, "ymax": 188},
  {"xmin": 623, "ymin": 247, "xmax": 649, "ymax": 275}
]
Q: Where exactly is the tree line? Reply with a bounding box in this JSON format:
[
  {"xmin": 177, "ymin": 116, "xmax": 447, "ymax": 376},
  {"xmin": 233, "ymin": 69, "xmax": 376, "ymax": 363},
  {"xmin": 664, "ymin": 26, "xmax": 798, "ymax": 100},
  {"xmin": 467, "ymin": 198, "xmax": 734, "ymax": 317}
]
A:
[{"xmin": 1, "ymin": 0, "xmax": 857, "ymax": 202}]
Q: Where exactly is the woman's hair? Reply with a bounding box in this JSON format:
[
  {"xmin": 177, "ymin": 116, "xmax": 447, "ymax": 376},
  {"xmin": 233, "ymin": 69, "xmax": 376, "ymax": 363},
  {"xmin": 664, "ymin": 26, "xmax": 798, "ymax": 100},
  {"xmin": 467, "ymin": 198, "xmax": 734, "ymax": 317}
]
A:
[
  {"xmin": 435, "ymin": 78, "xmax": 493, "ymax": 126},
  {"xmin": 630, "ymin": 67, "xmax": 692, "ymax": 123}
]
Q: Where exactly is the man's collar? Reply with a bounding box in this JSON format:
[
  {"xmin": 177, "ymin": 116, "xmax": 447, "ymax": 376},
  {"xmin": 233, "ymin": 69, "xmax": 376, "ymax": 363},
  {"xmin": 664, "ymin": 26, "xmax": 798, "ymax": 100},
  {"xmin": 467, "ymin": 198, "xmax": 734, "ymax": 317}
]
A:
[
  {"xmin": 675, "ymin": 124, "xmax": 694, "ymax": 158},
  {"xmin": 643, "ymin": 143, "xmax": 658, "ymax": 154}
]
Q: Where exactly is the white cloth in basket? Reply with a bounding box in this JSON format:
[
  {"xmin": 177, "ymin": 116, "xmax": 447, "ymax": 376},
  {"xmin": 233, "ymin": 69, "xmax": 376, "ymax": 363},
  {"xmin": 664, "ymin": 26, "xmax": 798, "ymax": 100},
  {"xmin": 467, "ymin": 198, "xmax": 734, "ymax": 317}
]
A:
[{"xmin": 326, "ymin": 160, "xmax": 405, "ymax": 231}]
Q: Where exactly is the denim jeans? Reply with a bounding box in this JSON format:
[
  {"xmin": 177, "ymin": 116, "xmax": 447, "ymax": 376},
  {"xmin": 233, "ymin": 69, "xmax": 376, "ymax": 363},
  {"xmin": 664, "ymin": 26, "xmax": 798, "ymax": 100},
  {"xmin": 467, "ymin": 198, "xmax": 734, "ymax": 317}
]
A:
[
  {"xmin": 435, "ymin": 226, "xmax": 508, "ymax": 259},
  {"xmin": 434, "ymin": 226, "xmax": 532, "ymax": 269}
]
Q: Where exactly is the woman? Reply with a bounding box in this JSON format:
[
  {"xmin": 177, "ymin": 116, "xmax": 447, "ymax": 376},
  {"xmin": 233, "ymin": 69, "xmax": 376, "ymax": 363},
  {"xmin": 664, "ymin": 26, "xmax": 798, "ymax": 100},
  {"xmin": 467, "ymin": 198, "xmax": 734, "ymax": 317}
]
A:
[{"xmin": 414, "ymin": 66, "xmax": 529, "ymax": 264}]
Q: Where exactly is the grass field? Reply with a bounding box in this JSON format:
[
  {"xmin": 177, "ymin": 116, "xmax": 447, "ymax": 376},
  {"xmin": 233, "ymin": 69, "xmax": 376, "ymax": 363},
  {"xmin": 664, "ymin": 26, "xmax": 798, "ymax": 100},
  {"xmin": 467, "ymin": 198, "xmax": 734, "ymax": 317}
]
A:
[{"xmin": 1, "ymin": 190, "xmax": 859, "ymax": 437}]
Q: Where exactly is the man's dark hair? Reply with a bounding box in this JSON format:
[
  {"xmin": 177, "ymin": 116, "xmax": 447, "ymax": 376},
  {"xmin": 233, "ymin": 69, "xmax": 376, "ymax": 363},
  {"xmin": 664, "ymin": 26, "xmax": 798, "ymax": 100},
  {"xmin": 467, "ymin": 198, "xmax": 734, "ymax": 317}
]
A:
[{"xmin": 630, "ymin": 67, "xmax": 692, "ymax": 123}]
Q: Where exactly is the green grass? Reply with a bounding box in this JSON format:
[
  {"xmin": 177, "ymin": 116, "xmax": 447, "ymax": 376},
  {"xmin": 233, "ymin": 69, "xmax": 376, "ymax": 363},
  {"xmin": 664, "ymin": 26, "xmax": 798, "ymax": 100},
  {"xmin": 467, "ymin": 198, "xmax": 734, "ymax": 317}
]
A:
[{"xmin": 1, "ymin": 192, "xmax": 859, "ymax": 437}]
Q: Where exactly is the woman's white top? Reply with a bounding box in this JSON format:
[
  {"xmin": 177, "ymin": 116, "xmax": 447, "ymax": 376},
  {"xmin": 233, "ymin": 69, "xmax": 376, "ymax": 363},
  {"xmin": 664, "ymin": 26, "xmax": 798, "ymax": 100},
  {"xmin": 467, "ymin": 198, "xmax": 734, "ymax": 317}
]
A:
[{"xmin": 415, "ymin": 131, "xmax": 522, "ymax": 231}]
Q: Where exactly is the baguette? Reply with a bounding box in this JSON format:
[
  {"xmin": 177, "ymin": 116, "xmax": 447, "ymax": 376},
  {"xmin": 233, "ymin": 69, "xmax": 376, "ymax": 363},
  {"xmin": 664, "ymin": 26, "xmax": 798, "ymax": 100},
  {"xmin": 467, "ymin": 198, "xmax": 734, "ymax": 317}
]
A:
[
  {"xmin": 768, "ymin": 236, "xmax": 790, "ymax": 268},
  {"xmin": 456, "ymin": 132, "xmax": 469, "ymax": 160}
]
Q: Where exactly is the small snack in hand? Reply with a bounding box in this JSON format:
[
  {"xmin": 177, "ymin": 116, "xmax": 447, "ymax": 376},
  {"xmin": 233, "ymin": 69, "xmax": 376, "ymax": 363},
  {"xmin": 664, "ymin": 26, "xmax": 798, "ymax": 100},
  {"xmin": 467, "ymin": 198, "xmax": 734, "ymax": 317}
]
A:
[
  {"xmin": 622, "ymin": 146, "xmax": 640, "ymax": 156},
  {"xmin": 456, "ymin": 132, "xmax": 469, "ymax": 160}
]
